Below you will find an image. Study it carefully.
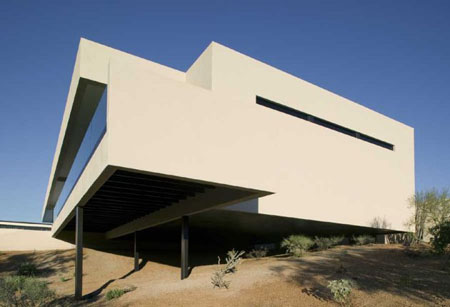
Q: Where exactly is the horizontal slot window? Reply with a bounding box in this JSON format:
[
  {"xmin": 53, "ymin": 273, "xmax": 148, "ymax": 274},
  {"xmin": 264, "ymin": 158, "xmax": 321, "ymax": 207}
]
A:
[
  {"xmin": 54, "ymin": 88, "xmax": 107, "ymax": 216},
  {"xmin": 256, "ymin": 96, "xmax": 394, "ymax": 151}
]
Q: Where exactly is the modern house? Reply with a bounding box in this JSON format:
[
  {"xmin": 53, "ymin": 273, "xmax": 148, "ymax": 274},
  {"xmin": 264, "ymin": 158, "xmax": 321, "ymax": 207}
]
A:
[
  {"xmin": 43, "ymin": 39, "xmax": 414, "ymax": 299},
  {"xmin": 0, "ymin": 220, "xmax": 73, "ymax": 251}
]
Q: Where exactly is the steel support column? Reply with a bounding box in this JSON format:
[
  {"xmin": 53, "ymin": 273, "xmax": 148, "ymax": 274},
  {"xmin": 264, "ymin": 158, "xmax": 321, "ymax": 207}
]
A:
[
  {"xmin": 75, "ymin": 206, "xmax": 83, "ymax": 300},
  {"xmin": 134, "ymin": 231, "xmax": 139, "ymax": 272},
  {"xmin": 181, "ymin": 215, "xmax": 189, "ymax": 280}
]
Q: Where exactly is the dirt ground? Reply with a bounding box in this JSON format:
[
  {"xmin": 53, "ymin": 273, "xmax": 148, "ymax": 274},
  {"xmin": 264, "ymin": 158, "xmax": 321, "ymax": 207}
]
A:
[{"xmin": 1, "ymin": 244, "xmax": 449, "ymax": 306}]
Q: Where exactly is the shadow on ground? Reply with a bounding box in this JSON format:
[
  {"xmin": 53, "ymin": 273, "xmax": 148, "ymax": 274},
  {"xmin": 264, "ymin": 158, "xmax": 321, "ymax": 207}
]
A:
[
  {"xmin": 0, "ymin": 249, "xmax": 75, "ymax": 277},
  {"xmin": 269, "ymin": 245, "xmax": 450, "ymax": 304}
]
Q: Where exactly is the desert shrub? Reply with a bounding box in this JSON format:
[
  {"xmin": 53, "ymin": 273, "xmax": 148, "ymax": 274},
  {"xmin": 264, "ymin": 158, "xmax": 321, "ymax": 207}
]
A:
[
  {"xmin": 314, "ymin": 236, "xmax": 344, "ymax": 250},
  {"xmin": 17, "ymin": 262, "xmax": 38, "ymax": 277},
  {"xmin": 331, "ymin": 236, "xmax": 345, "ymax": 246},
  {"xmin": 314, "ymin": 237, "xmax": 333, "ymax": 250},
  {"xmin": 223, "ymin": 249, "xmax": 245, "ymax": 274},
  {"xmin": 352, "ymin": 235, "xmax": 375, "ymax": 245},
  {"xmin": 105, "ymin": 289, "xmax": 125, "ymax": 301},
  {"xmin": 211, "ymin": 270, "xmax": 230, "ymax": 289},
  {"xmin": 281, "ymin": 235, "xmax": 313, "ymax": 257},
  {"xmin": 105, "ymin": 285, "xmax": 136, "ymax": 301},
  {"xmin": 0, "ymin": 275, "xmax": 55, "ymax": 307},
  {"xmin": 327, "ymin": 279, "xmax": 354, "ymax": 306},
  {"xmin": 246, "ymin": 247, "xmax": 268, "ymax": 258},
  {"xmin": 429, "ymin": 221, "xmax": 450, "ymax": 254},
  {"xmin": 211, "ymin": 249, "xmax": 245, "ymax": 289},
  {"xmin": 59, "ymin": 276, "xmax": 70, "ymax": 282}
]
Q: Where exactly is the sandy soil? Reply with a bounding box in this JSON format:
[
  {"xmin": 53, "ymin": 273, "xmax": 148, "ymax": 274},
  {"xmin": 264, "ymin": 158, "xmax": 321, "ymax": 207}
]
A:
[{"xmin": 1, "ymin": 245, "xmax": 449, "ymax": 306}]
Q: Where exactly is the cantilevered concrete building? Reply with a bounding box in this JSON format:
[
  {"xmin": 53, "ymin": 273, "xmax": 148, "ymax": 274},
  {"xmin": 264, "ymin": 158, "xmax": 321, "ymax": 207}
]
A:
[{"xmin": 43, "ymin": 39, "xmax": 414, "ymax": 298}]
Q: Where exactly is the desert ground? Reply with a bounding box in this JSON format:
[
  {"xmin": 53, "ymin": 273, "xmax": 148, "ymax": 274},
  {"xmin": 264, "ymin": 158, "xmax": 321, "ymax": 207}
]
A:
[{"xmin": 1, "ymin": 244, "xmax": 449, "ymax": 306}]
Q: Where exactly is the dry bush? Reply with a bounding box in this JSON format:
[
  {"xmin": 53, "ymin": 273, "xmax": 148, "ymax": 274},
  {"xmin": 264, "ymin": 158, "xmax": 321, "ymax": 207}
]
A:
[
  {"xmin": 211, "ymin": 270, "xmax": 230, "ymax": 289},
  {"xmin": 246, "ymin": 247, "xmax": 268, "ymax": 258},
  {"xmin": 314, "ymin": 236, "xmax": 344, "ymax": 251},
  {"xmin": 211, "ymin": 249, "xmax": 245, "ymax": 289},
  {"xmin": 223, "ymin": 249, "xmax": 245, "ymax": 274}
]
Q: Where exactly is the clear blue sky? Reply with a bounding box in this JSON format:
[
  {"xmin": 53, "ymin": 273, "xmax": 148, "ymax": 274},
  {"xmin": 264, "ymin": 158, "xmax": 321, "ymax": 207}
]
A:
[{"xmin": 0, "ymin": 1, "xmax": 449, "ymax": 222}]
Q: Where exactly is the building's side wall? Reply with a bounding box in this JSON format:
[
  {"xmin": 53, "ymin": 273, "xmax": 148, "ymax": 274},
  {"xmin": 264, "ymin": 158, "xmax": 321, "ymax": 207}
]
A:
[
  {"xmin": 0, "ymin": 229, "xmax": 73, "ymax": 251},
  {"xmin": 108, "ymin": 50, "xmax": 414, "ymax": 231}
]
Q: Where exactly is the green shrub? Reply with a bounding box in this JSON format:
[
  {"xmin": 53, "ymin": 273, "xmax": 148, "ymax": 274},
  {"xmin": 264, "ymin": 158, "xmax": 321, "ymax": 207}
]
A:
[
  {"xmin": 314, "ymin": 237, "xmax": 332, "ymax": 250},
  {"xmin": 105, "ymin": 288, "xmax": 125, "ymax": 301},
  {"xmin": 331, "ymin": 236, "xmax": 345, "ymax": 245},
  {"xmin": 429, "ymin": 221, "xmax": 450, "ymax": 254},
  {"xmin": 17, "ymin": 262, "xmax": 38, "ymax": 277},
  {"xmin": 105, "ymin": 285, "xmax": 136, "ymax": 300},
  {"xmin": 59, "ymin": 276, "xmax": 70, "ymax": 282},
  {"xmin": 246, "ymin": 247, "xmax": 268, "ymax": 258},
  {"xmin": 314, "ymin": 236, "xmax": 344, "ymax": 250},
  {"xmin": 281, "ymin": 235, "xmax": 313, "ymax": 257},
  {"xmin": 0, "ymin": 275, "xmax": 55, "ymax": 307},
  {"xmin": 327, "ymin": 279, "xmax": 354, "ymax": 306},
  {"xmin": 352, "ymin": 235, "xmax": 375, "ymax": 245}
]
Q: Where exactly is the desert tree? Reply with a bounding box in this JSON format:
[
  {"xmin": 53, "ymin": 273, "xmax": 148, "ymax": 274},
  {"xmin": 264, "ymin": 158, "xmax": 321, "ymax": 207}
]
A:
[{"xmin": 407, "ymin": 188, "xmax": 450, "ymax": 240}]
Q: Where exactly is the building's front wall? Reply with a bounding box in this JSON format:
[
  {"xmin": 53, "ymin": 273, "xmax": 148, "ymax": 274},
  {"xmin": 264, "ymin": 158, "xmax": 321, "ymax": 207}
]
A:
[
  {"xmin": 47, "ymin": 39, "xmax": 414, "ymax": 235},
  {"xmin": 107, "ymin": 42, "xmax": 414, "ymax": 231}
]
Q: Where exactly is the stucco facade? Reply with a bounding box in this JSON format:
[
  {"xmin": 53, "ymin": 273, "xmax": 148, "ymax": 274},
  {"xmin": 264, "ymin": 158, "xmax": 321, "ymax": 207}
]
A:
[
  {"xmin": 0, "ymin": 221, "xmax": 73, "ymax": 251},
  {"xmin": 44, "ymin": 38, "xmax": 414, "ymax": 239}
]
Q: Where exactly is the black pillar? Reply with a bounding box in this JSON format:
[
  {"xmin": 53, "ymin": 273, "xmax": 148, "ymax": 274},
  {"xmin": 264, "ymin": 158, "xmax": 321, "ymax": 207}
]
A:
[
  {"xmin": 134, "ymin": 231, "xmax": 139, "ymax": 272},
  {"xmin": 75, "ymin": 206, "xmax": 83, "ymax": 300},
  {"xmin": 181, "ymin": 215, "xmax": 189, "ymax": 280}
]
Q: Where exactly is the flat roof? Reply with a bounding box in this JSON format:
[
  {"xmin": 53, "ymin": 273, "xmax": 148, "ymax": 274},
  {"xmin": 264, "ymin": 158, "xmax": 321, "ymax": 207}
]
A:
[{"xmin": 0, "ymin": 220, "xmax": 52, "ymax": 229}]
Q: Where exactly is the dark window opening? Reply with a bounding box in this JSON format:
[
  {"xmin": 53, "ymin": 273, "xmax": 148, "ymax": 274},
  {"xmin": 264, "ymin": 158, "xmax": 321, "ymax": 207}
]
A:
[{"xmin": 256, "ymin": 96, "xmax": 394, "ymax": 151}]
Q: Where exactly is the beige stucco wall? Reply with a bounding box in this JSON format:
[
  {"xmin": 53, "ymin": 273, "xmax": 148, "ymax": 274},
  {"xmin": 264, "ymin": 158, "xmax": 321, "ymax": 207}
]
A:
[
  {"xmin": 0, "ymin": 229, "xmax": 73, "ymax": 251},
  {"xmin": 49, "ymin": 39, "xmax": 415, "ymax": 235},
  {"xmin": 107, "ymin": 46, "xmax": 413, "ymax": 231}
]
